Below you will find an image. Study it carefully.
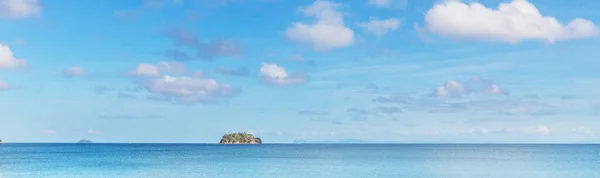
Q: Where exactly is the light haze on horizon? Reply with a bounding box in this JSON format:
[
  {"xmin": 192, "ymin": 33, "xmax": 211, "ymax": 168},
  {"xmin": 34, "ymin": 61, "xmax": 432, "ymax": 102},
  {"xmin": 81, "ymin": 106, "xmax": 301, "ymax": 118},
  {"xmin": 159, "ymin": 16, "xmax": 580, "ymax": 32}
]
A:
[{"xmin": 1, "ymin": 0, "xmax": 599, "ymax": 143}]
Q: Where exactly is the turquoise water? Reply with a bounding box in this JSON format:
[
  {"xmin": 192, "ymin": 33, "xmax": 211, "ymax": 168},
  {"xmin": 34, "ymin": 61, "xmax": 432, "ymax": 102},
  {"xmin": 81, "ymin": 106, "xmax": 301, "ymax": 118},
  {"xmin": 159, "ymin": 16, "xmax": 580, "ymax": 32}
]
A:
[{"xmin": 1, "ymin": 144, "xmax": 599, "ymax": 178}]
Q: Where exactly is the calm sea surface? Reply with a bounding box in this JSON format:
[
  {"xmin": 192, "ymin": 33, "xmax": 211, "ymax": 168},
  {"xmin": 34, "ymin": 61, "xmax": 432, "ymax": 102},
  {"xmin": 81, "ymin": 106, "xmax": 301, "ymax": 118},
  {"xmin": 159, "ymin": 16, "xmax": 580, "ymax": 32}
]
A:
[{"xmin": 0, "ymin": 144, "xmax": 599, "ymax": 178}]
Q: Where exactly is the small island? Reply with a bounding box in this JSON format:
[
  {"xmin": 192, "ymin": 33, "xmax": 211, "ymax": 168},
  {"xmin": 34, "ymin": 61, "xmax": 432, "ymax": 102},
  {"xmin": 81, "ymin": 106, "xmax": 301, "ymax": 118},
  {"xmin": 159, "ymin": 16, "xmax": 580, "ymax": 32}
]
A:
[
  {"xmin": 0, "ymin": 138, "xmax": 3, "ymax": 144},
  {"xmin": 77, "ymin": 139, "xmax": 93, "ymax": 144},
  {"xmin": 219, "ymin": 132, "xmax": 262, "ymax": 144}
]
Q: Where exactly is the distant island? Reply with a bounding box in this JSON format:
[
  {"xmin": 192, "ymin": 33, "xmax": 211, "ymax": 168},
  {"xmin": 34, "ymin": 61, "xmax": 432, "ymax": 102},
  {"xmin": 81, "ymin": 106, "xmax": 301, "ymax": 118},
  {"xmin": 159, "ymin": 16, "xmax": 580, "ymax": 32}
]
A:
[
  {"xmin": 77, "ymin": 139, "xmax": 93, "ymax": 143},
  {"xmin": 0, "ymin": 138, "xmax": 3, "ymax": 144},
  {"xmin": 219, "ymin": 132, "xmax": 262, "ymax": 144}
]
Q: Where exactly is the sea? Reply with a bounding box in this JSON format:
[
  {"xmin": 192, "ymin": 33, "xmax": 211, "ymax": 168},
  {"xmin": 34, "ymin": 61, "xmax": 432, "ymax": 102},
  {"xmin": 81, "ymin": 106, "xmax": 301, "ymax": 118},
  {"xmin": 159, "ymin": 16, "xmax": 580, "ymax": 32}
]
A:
[{"xmin": 0, "ymin": 144, "xmax": 599, "ymax": 178}]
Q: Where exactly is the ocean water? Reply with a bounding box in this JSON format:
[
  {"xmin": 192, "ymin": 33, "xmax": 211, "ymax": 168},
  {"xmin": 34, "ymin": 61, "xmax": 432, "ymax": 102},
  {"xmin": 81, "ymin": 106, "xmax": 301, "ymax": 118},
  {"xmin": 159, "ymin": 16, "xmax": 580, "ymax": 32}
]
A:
[{"xmin": 0, "ymin": 144, "xmax": 599, "ymax": 178}]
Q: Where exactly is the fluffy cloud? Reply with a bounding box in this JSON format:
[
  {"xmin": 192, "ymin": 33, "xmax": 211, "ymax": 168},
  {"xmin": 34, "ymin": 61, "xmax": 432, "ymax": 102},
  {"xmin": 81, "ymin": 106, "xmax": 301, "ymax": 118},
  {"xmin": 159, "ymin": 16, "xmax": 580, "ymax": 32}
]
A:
[
  {"xmin": 129, "ymin": 64, "xmax": 160, "ymax": 77},
  {"xmin": 128, "ymin": 61, "xmax": 189, "ymax": 77},
  {"xmin": 432, "ymin": 80, "xmax": 468, "ymax": 97},
  {"xmin": 163, "ymin": 28, "xmax": 242, "ymax": 60},
  {"xmin": 0, "ymin": 0, "xmax": 41, "ymax": 20},
  {"xmin": 357, "ymin": 18, "xmax": 400, "ymax": 36},
  {"xmin": 143, "ymin": 75, "xmax": 236, "ymax": 104},
  {"xmin": 260, "ymin": 62, "xmax": 307, "ymax": 86},
  {"xmin": 284, "ymin": 0, "xmax": 354, "ymax": 51},
  {"xmin": 532, "ymin": 125, "xmax": 550, "ymax": 135},
  {"xmin": 431, "ymin": 76, "xmax": 508, "ymax": 97},
  {"xmin": 0, "ymin": 44, "xmax": 27, "ymax": 69},
  {"xmin": 126, "ymin": 61, "xmax": 237, "ymax": 104},
  {"xmin": 424, "ymin": 0, "xmax": 598, "ymax": 43},
  {"xmin": 0, "ymin": 80, "xmax": 11, "ymax": 90},
  {"xmin": 0, "ymin": 45, "xmax": 24, "ymax": 90},
  {"xmin": 61, "ymin": 66, "xmax": 85, "ymax": 77}
]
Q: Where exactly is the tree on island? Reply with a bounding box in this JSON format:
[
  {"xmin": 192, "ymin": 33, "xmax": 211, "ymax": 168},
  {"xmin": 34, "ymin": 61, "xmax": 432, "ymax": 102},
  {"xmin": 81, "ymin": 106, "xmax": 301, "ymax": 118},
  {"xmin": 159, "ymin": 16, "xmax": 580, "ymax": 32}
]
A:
[{"xmin": 219, "ymin": 132, "xmax": 262, "ymax": 144}]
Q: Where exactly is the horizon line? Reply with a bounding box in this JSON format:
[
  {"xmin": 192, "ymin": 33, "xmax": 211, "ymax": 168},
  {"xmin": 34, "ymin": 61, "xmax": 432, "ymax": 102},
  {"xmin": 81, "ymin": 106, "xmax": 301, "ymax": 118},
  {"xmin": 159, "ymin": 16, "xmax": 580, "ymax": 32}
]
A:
[{"xmin": 1, "ymin": 142, "xmax": 598, "ymax": 145}]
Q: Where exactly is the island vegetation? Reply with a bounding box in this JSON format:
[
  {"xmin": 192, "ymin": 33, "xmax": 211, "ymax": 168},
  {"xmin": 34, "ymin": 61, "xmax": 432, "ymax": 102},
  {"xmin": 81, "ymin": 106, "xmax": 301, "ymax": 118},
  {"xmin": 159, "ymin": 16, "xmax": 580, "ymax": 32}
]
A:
[
  {"xmin": 0, "ymin": 138, "xmax": 2, "ymax": 144},
  {"xmin": 219, "ymin": 132, "xmax": 262, "ymax": 144}
]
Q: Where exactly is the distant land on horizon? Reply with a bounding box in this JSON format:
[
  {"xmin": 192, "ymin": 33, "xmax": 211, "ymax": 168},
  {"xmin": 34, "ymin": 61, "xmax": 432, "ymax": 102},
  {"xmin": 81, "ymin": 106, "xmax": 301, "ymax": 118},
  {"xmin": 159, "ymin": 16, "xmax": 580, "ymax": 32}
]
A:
[
  {"xmin": 77, "ymin": 139, "xmax": 93, "ymax": 144},
  {"xmin": 293, "ymin": 139, "xmax": 373, "ymax": 144},
  {"xmin": 0, "ymin": 137, "xmax": 598, "ymax": 144},
  {"xmin": 291, "ymin": 138, "xmax": 600, "ymax": 144}
]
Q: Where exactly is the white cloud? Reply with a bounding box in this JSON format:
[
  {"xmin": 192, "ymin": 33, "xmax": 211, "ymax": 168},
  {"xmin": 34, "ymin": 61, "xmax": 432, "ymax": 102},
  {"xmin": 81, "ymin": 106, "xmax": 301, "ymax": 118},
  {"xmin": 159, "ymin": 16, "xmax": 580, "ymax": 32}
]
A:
[
  {"xmin": 127, "ymin": 62, "xmax": 234, "ymax": 104},
  {"xmin": 61, "ymin": 66, "xmax": 85, "ymax": 77},
  {"xmin": 0, "ymin": 0, "xmax": 41, "ymax": 19},
  {"xmin": 358, "ymin": 18, "xmax": 400, "ymax": 36},
  {"xmin": 284, "ymin": 0, "xmax": 354, "ymax": 51},
  {"xmin": 431, "ymin": 76, "xmax": 508, "ymax": 97},
  {"xmin": 0, "ymin": 80, "xmax": 11, "ymax": 90},
  {"xmin": 486, "ymin": 84, "xmax": 505, "ymax": 94},
  {"xmin": 0, "ymin": 44, "xmax": 27, "ymax": 69},
  {"xmin": 424, "ymin": 0, "xmax": 598, "ymax": 43},
  {"xmin": 534, "ymin": 125, "xmax": 550, "ymax": 135},
  {"xmin": 432, "ymin": 80, "xmax": 468, "ymax": 97},
  {"xmin": 143, "ymin": 75, "xmax": 235, "ymax": 104},
  {"xmin": 467, "ymin": 76, "xmax": 509, "ymax": 95},
  {"xmin": 130, "ymin": 63, "xmax": 160, "ymax": 77},
  {"xmin": 260, "ymin": 62, "xmax": 307, "ymax": 86},
  {"xmin": 157, "ymin": 61, "xmax": 188, "ymax": 74},
  {"xmin": 129, "ymin": 61, "xmax": 189, "ymax": 77}
]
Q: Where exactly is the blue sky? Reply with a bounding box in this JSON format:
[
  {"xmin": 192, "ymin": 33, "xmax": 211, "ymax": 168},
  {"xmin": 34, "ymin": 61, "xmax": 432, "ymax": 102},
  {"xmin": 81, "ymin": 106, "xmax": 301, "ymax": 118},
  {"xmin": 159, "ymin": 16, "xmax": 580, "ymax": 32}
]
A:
[{"xmin": 1, "ymin": 0, "xmax": 600, "ymax": 143}]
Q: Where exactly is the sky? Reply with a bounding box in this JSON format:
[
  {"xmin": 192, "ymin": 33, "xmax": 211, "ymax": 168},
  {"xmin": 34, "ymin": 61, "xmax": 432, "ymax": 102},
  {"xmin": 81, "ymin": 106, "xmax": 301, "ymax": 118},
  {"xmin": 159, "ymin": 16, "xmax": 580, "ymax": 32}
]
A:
[{"xmin": 1, "ymin": 0, "xmax": 599, "ymax": 143}]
